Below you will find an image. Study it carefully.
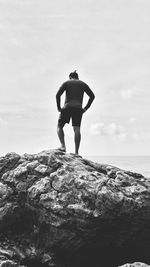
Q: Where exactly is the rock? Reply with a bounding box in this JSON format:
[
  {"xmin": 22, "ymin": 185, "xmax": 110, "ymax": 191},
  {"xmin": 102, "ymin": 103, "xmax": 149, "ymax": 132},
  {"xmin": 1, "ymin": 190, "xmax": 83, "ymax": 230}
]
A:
[
  {"xmin": 0, "ymin": 149, "xmax": 150, "ymax": 267},
  {"xmin": 119, "ymin": 263, "xmax": 150, "ymax": 267}
]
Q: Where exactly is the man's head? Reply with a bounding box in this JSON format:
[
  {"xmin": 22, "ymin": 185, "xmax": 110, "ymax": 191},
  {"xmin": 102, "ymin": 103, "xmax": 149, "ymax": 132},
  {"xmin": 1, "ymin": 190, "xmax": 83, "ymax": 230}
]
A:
[{"xmin": 69, "ymin": 70, "xmax": 79, "ymax": 80}]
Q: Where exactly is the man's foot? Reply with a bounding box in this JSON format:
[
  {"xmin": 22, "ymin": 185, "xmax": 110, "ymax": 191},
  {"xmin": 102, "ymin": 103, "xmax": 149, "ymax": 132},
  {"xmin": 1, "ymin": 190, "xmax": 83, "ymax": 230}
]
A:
[
  {"xmin": 75, "ymin": 154, "xmax": 82, "ymax": 158},
  {"xmin": 57, "ymin": 147, "xmax": 66, "ymax": 152},
  {"xmin": 70, "ymin": 153, "xmax": 82, "ymax": 158}
]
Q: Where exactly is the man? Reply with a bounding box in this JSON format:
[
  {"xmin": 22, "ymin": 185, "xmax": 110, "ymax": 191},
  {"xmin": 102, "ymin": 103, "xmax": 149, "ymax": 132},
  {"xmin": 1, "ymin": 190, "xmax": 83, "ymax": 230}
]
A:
[{"xmin": 56, "ymin": 70, "xmax": 95, "ymax": 155}]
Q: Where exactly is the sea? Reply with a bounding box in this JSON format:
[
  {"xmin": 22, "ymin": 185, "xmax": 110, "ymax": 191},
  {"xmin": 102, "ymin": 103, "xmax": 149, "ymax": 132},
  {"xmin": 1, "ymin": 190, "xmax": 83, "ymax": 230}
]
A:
[{"xmin": 85, "ymin": 155, "xmax": 150, "ymax": 179}]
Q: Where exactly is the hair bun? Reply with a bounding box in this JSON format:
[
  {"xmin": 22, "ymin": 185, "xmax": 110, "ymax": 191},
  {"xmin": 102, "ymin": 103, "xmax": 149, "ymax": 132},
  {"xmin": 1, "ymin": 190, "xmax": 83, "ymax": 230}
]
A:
[{"xmin": 69, "ymin": 70, "xmax": 79, "ymax": 79}]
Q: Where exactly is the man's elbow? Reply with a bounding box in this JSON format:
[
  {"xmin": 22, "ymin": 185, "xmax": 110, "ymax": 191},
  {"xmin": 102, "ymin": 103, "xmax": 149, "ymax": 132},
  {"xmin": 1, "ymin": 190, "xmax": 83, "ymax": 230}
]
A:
[
  {"xmin": 91, "ymin": 93, "xmax": 95, "ymax": 101},
  {"xmin": 56, "ymin": 93, "xmax": 60, "ymax": 100}
]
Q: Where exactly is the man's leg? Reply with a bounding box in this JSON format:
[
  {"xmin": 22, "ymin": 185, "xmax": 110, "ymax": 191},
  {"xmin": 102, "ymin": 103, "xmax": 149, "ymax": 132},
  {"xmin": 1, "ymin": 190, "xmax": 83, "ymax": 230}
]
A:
[
  {"xmin": 57, "ymin": 125, "xmax": 66, "ymax": 151},
  {"xmin": 73, "ymin": 126, "xmax": 81, "ymax": 155}
]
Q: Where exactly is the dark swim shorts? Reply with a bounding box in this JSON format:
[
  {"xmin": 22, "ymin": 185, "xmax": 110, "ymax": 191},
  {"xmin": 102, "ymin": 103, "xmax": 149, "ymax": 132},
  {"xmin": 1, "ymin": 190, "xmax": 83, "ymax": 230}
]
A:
[{"xmin": 58, "ymin": 107, "xmax": 83, "ymax": 127}]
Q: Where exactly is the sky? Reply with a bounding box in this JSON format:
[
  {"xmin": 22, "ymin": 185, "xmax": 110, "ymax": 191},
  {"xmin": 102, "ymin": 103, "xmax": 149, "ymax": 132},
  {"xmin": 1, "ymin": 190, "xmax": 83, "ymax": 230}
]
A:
[{"xmin": 0, "ymin": 0, "xmax": 150, "ymax": 156}]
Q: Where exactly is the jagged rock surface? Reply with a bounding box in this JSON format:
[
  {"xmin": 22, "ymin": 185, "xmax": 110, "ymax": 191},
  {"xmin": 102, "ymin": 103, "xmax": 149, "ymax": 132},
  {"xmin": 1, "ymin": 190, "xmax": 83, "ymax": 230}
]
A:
[
  {"xmin": 119, "ymin": 263, "xmax": 150, "ymax": 267},
  {"xmin": 0, "ymin": 149, "xmax": 150, "ymax": 267}
]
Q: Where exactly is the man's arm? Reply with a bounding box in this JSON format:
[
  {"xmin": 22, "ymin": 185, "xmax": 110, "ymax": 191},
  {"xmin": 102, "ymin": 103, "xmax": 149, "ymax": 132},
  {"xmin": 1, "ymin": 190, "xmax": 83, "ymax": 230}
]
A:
[
  {"xmin": 56, "ymin": 83, "xmax": 66, "ymax": 112},
  {"xmin": 83, "ymin": 85, "xmax": 95, "ymax": 112}
]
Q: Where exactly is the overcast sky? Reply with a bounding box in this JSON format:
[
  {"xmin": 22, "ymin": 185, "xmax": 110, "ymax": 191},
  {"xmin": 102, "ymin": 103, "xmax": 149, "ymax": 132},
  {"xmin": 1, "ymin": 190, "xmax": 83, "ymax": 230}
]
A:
[{"xmin": 0, "ymin": 0, "xmax": 150, "ymax": 156}]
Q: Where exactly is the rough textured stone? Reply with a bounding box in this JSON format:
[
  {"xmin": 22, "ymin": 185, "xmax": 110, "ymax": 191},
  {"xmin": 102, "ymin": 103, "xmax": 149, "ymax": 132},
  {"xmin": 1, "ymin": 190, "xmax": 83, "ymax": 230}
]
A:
[
  {"xmin": 0, "ymin": 149, "xmax": 150, "ymax": 267},
  {"xmin": 119, "ymin": 263, "xmax": 150, "ymax": 267}
]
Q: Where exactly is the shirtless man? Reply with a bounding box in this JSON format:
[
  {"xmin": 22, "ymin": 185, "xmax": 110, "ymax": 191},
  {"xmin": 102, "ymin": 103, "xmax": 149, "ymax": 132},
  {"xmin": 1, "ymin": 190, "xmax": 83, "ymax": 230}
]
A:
[{"xmin": 56, "ymin": 71, "xmax": 95, "ymax": 155}]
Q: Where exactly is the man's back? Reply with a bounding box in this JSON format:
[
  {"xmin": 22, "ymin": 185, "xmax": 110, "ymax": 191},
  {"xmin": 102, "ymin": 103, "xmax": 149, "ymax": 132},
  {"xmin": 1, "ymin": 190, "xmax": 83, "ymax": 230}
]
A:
[{"xmin": 58, "ymin": 79, "xmax": 94, "ymax": 109}]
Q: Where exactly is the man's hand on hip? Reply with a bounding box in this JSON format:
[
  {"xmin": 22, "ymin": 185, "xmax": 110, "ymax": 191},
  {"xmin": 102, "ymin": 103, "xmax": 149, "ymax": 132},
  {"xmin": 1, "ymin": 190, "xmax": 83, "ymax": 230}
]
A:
[{"xmin": 82, "ymin": 108, "xmax": 87, "ymax": 113}]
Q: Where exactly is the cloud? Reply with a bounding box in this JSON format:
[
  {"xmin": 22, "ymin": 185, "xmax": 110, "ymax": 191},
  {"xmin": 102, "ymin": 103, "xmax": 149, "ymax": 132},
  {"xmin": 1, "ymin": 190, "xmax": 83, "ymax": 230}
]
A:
[
  {"xmin": 90, "ymin": 122, "xmax": 104, "ymax": 136},
  {"xmin": 0, "ymin": 117, "xmax": 8, "ymax": 126},
  {"xmin": 132, "ymin": 130, "xmax": 150, "ymax": 141},
  {"xmin": 129, "ymin": 117, "xmax": 136, "ymax": 124},
  {"xmin": 91, "ymin": 122, "xmax": 150, "ymax": 143},
  {"xmin": 120, "ymin": 87, "xmax": 141, "ymax": 99},
  {"xmin": 10, "ymin": 37, "xmax": 23, "ymax": 47},
  {"xmin": 90, "ymin": 122, "xmax": 128, "ymax": 141}
]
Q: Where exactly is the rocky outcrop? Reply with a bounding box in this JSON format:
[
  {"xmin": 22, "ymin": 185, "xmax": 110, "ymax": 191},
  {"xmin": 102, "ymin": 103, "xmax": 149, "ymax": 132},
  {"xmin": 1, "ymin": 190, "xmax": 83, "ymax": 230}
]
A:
[
  {"xmin": 119, "ymin": 263, "xmax": 150, "ymax": 267},
  {"xmin": 0, "ymin": 149, "xmax": 150, "ymax": 267}
]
